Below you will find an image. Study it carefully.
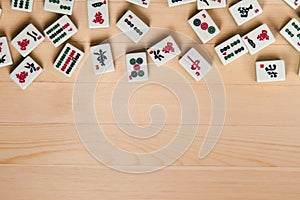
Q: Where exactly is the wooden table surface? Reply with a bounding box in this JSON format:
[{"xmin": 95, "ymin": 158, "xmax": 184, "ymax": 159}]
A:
[{"xmin": 0, "ymin": 0, "xmax": 300, "ymax": 199}]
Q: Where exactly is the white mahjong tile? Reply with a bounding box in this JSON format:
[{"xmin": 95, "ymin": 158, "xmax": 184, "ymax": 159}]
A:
[
  {"xmin": 256, "ymin": 60, "xmax": 286, "ymax": 82},
  {"xmin": 44, "ymin": 15, "xmax": 78, "ymax": 48},
  {"xmin": 188, "ymin": 9, "xmax": 220, "ymax": 43},
  {"xmin": 242, "ymin": 24, "xmax": 276, "ymax": 55},
  {"xmin": 147, "ymin": 35, "xmax": 181, "ymax": 67},
  {"xmin": 127, "ymin": 0, "xmax": 150, "ymax": 8},
  {"xmin": 168, "ymin": 0, "xmax": 195, "ymax": 7},
  {"xmin": 87, "ymin": 0, "xmax": 110, "ymax": 29},
  {"xmin": 44, "ymin": 0, "xmax": 75, "ymax": 15},
  {"xmin": 0, "ymin": 37, "xmax": 13, "ymax": 68},
  {"xmin": 126, "ymin": 52, "xmax": 148, "ymax": 82},
  {"xmin": 283, "ymin": 0, "xmax": 299, "ymax": 9},
  {"xmin": 11, "ymin": 23, "xmax": 45, "ymax": 57},
  {"xmin": 53, "ymin": 43, "xmax": 84, "ymax": 77},
  {"xmin": 197, "ymin": 0, "xmax": 226, "ymax": 10},
  {"xmin": 214, "ymin": 34, "xmax": 248, "ymax": 65},
  {"xmin": 280, "ymin": 18, "xmax": 300, "ymax": 52},
  {"xmin": 116, "ymin": 10, "xmax": 150, "ymax": 43},
  {"xmin": 11, "ymin": 0, "xmax": 34, "ymax": 12},
  {"xmin": 10, "ymin": 56, "xmax": 43, "ymax": 90},
  {"xmin": 179, "ymin": 48, "xmax": 211, "ymax": 81},
  {"xmin": 90, "ymin": 43, "xmax": 114, "ymax": 75},
  {"xmin": 229, "ymin": 0, "xmax": 263, "ymax": 26}
]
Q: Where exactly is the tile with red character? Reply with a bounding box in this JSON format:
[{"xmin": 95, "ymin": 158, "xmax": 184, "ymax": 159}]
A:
[
  {"xmin": 10, "ymin": 56, "xmax": 43, "ymax": 90},
  {"xmin": 87, "ymin": 0, "xmax": 109, "ymax": 29},
  {"xmin": 11, "ymin": 24, "xmax": 44, "ymax": 57}
]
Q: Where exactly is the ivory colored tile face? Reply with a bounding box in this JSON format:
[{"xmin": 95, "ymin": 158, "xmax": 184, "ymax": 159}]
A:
[
  {"xmin": 53, "ymin": 43, "xmax": 84, "ymax": 78},
  {"xmin": 90, "ymin": 43, "xmax": 115, "ymax": 75},
  {"xmin": 229, "ymin": 0, "xmax": 263, "ymax": 26},
  {"xmin": 197, "ymin": 0, "xmax": 226, "ymax": 10},
  {"xmin": 280, "ymin": 18, "xmax": 300, "ymax": 52},
  {"xmin": 147, "ymin": 35, "xmax": 181, "ymax": 67},
  {"xmin": 0, "ymin": 37, "xmax": 13, "ymax": 68},
  {"xmin": 215, "ymin": 34, "xmax": 248, "ymax": 66},
  {"xmin": 126, "ymin": 52, "xmax": 148, "ymax": 82},
  {"xmin": 11, "ymin": 0, "xmax": 34, "ymax": 12},
  {"xmin": 87, "ymin": 0, "xmax": 109, "ymax": 29},
  {"xmin": 44, "ymin": 0, "xmax": 75, "ymax": 15},
  {"xmin": 11, "ymin": 24, "xmax": 45, "ymax": 57},
  {"xmin": 188, "ymin": 9, "xmax": 220, "ymax": 44},
  {"xmin": 256, "ymin": 60, "xmax": 286, "ymax": 82},
  {"xmin": 283, "ymin": 0, "xmax": 299, "ymax": 9},
  {"xmin": 168, "ymin": 0, "xmax": 195, "ymax": 7},
  {"xmin": 127, "ymin": 0, "xmax": 150, "ymax": 8},
  {"xmin": 116, "ymin": 10, "xmax": 150, "ymax": 43},
  {"xmin": 44, "ymin": 15, "xmax": 78, "ymax": 48},
  {"xmin": 179, "ymin": 48, "xmax": 211, "ymax": 81},
  {"xmin": 242, "ymin": 24, "xmax": 276, "ymax": 55},
  {"xmin": 10, "ymin": 56, "xmax": 43, "ymax": 90}
]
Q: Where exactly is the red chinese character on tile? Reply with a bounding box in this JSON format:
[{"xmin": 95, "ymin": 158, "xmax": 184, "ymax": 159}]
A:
[
  {"xmin": 162, "ymin": 42, "xmax": 174, "ymax": 53},
  {"xmin": 257, "ymin": 30, "xmax": 269, "ymax": 41},
  {"xmin": 0, "ymin": 42, "xmax": 3, "ymax": 52},
  {"xmin": 17, "ymin": 39, "xmax": 30, "ymax": 51},
  {"xmin": 16, "ymin": 71, "xmax": 28, "ymax": 83},
  {"xmin": 93, "ymin": 12, "xmax": 105, "ymax": 24}
]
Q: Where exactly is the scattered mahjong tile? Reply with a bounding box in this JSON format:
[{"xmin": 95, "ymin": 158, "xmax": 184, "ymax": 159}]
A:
[
  {"xmin": 147, "ymin": 35, "xmax": 181, "ymax": 67},
  {"xmin": 116, "ymin": 10, "xmax": 150, "ymax": 43},
  {"xmin": 44, "ymin": 0, "xmax": 75, "ymax": 15},
  {"xmin": 11, "ymin": 0, "xmax": 34, "ymax": 12},
  {"xmin": 90, "ymin": 43, "xmax": 115, "ymax": 75},
  {"xmin": 168, "ymin": 0, "xmax": 195, "ymax": 7},
  {"xmin": 197, "ymin": 0, "xmax": 226, "ymax": 10},
  {"xmin": 242, "ymin": 24, "xmax": 276, "ymax": 55},
  {"xmin": 256, "ymin": 60, "xmax": 286, "ymax": 82},
  {"xmin": 87, "ymin": 0, "xmax": 110, "ymax": 29},
  {"xmin": 214, "ymin": 34, "xmax": 249, "ymax": 65},
  {"xmin": 126, "ymin": 52, "xmax": 148, "ymax": 82},
  {"xmin": 0, "ymin": 36, "xmax": 13, "ymax": 68},
  {"xmin": 11, "ymin": 23, "xmax": 45, "ymax": 57},
  {"xmin": 179, "ymin": 48, "xmax": 211, "ymax": 81},
  {"xmin": 44, "ymin": 15, "xmax": 78, "ymax": 48},
  {"xmin": 229, "ymin": 0, "xmax": 263, "ymax": 26},
  {"xmin": 188, "ymin": 9, "xmax": 220, "ymax": 43},
  {"xmin": 127, "ymin": 0, "xmax": 150, "ymax": 8},
  {"xmin": 283, "ymin": 0, "xmax": 299, "ymax": 9},
  {"xmin": 280, "ymin": 18, "xmax": 300, "ymax": 52},
  {"xmin": 10, "ymin": 56, "xmax": 43, "ymax": 90},
  {"xmin": 53, "ymin": 43, "xmax": 84, "ymax": 77}
]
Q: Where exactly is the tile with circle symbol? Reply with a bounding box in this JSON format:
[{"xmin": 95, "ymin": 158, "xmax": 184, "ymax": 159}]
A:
[
  {"xmin": 87, "ymin": 0, "xmax": 110, "ymax": 29},
  {"xmin": 11, "ymin": 0, "xmax": 34, "ymax": 12},
  {"xmin": 44, "ymin": 0, "xmax": 75, "ymax": 15},
  {"xmin": 215, "ymin": 34, "xmax": 249, "ymax": 66},
  {"xmin": 197, "ymin": 0, "xmax": 226, "ymax": 10},
  {"xmin": 229, "ymin": 0, "xmax": 263, "ymax": 26},
  {"xmin": 188, "ymin": 10, "xmax": 220, "ymax": 44},
  {"xmin": 127, "ymin": 0, "xmax": 151, "ymax": 8},
  {"xmin": 126, "ymin": 52, "xmax": 148, "ymax": 82},
  {"xmin": 280, "ymin": 18, "xmax": 300, "ymax": 52},
  {"xmin": 116, "ymin": 10, "xmax": 150, "ymax": 44},
  {"xmin": 44, "ymin": 15, "xmax": 78, "ymax": 48}
]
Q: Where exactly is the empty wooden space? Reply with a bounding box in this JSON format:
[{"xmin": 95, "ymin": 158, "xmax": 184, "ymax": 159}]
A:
[{"xmin": 0, "ymin": 0, "xmax": 299, "ymax": 199}]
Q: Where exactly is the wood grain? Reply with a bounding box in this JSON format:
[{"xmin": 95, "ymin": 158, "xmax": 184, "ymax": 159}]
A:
[{"xmin": 0, "ymin": 0, "xmax": 299, "ymax": 199}]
